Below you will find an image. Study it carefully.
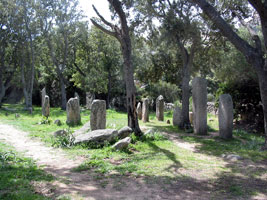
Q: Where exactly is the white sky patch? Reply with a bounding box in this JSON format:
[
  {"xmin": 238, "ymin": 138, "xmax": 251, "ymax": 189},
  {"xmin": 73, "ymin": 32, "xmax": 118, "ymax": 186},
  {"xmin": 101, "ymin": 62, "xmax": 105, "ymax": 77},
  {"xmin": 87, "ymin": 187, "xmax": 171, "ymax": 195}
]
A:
[{"xmin": 79, "ymin": 0, "xmax": 112, "ymax": 23}]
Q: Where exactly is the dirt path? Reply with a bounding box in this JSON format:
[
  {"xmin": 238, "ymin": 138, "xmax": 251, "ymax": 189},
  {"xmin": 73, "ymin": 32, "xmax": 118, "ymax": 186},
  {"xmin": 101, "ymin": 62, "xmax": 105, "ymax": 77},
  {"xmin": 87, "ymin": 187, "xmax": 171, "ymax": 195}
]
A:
[
  {"xmin": 0, "ymin": 123, "xmax": 266, "ymax": 200},
  {"xmin": 0, "ymin": 123, "xmax": 213, "ymax": 200}
]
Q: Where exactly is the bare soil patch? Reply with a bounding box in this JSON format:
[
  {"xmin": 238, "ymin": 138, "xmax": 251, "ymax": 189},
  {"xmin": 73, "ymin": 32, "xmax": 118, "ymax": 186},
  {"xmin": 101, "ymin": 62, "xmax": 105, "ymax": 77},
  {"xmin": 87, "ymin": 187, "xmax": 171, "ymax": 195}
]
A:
[{"xmin": 0, "ymin": 123, "xmax": 266, "ymax": 200}]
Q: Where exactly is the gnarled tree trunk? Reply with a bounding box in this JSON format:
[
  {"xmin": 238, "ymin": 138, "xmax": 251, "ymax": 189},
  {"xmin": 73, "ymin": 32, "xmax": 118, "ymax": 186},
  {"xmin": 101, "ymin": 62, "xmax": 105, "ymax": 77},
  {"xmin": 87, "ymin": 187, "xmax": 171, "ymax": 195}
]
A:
[{"xmin": 91, "ymin": 0, "xmax": 142, "ymax": 136}]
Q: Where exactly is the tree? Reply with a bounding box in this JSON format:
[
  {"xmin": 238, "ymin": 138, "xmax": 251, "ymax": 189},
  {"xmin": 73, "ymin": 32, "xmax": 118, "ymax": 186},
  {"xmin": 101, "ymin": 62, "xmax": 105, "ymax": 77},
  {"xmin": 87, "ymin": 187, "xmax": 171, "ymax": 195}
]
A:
[
  {"xmin": 0, "ymin": 0, "xmax": 17, "ymax": 107},
  {"xmin": 134, "ymin": 0, "xmax": 202, "ymax": 129},
  {"xmin": 38, "ymin": 0, "xmax": 82, "ymax": 110},
  {"xmin": 91, "ymin": 0, "xmax": 142, "ymax": 136},
  {"xmin": 190, "ymin": 0, "xmax": 267, "ymax": 149},
  {"xmin": 71, "ymin": 26, "xmax": 122, "ymax": 108}
]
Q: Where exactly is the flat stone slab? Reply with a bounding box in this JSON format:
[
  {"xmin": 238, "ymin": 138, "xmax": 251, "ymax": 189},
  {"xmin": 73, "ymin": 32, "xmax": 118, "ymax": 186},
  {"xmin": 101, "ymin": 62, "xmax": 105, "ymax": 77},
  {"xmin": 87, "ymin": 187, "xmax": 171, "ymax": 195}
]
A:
[
  {"xmin": 222, "ymin": 154, "xmax": 243, "ymax": 161},
  {"xmin": 73, "ymin": 121, "xmax": 91, "ymax": 137},
  {"xmin": 112, "ymin": 137, "xmax": 131, "ymax": 150},
  {"xmin": 74, "ymin": 129, "xmax": 118, "ymax": 144},
  {"xmin": 118, "ymin": 126, "xmax": 132, "ymax": 139}
]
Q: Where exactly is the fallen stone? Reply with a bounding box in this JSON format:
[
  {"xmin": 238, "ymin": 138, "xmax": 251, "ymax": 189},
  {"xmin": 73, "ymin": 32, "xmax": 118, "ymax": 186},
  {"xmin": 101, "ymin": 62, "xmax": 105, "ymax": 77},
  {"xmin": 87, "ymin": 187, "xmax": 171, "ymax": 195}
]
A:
[
  {"xmin": 73, "ymin": 121, "xmax": 91, "ymax": 137},
  {"xmin": 144, "ymin": 129, "xmax": 156, "ymax": 135},
  {"xmin": 112, "ymin": 137, "xmax": 131, "ymax": 150},
  {"xmin": 54, "ymin": 119, "xmax": 62, "ymax": 126},
  {"xmin": 53, "ymin": 130, "xmax": 67, "ymax": 137},
  {"xmin": 222, "ymin": 154, "xmax": 243, "ymax": 161},
  {"xmin": 74, "ymin": 129, "xmax": 118, "ymax": 144},
  {"xmin": 118, "ymin": 126, "xmax": 132, "ymax": 139}
]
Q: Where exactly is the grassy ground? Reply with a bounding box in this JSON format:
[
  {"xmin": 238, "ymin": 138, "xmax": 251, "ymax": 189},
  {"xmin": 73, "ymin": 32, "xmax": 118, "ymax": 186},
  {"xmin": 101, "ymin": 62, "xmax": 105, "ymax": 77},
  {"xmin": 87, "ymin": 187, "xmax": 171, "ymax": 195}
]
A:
[
  {"xmin": 0, "ymin": 104, "xmax": 267, "ymax": 199},
  {"xmin": 0, "ymin": 142, "xmax": 54, "ymax": 200}
]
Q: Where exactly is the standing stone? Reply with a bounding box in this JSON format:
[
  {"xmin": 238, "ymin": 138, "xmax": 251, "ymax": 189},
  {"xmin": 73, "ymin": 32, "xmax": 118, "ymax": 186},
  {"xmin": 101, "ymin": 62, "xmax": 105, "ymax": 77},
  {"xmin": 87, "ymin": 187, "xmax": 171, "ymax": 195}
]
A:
[
  {"xmin": 90, "ymin": 100, "xmax": 106, "ymax": 130},
  {"xmin": 41, "ymin": 87, "xmax": 46, "ymax": 107},
  {"xmin": 136, "ymin": 102, "xmax": 142, "ymax": 120},
  {"xmin": 42, "ymin": 95, "xmax": 50, "ymax": 117},
  {"xmin": 142, "ymin": 98, "xmax": 149, "ymax": 123},
  {"xmin": 66, "ymin": 97, "xmax": 81, "ymax": 126},
  {"xmin": 74, "ymin": 92, "xmax": 80, "ymax": 104},
  {"xmin": 156, "ymin": 95, "xmax": 164, "ymax": 121},
  {"xmin": 192, "ymin": 77, "xmax": 207, "ymax": 135},
  {"xmin": 173, "ymin": 106, "xmax": 182, "ymax": 127},
  {"xmin": 86, "ymin": 92, "xmax": 95, "ymax": 110},
  {"xmin": 219, "ymin": 94, "xmax": 233, "ymax": 139},
  {"xmin": 189, "ymin": 112, "xmax": 193, "ymax": 124}
]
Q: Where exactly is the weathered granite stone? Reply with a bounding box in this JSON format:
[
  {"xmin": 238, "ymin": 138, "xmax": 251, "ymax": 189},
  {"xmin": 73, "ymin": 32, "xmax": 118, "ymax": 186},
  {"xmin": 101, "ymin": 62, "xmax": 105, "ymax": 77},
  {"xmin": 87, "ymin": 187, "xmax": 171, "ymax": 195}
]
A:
[
  {"xmin": 156, "ymin": 95, "xmax": 164, "ymax": 121},
  {"xmin": 41, "ymin": 87, "xmax": 46, "ymax": 107},
  {"xmin": 54, "ymin": 119, "xmax": 62, "ymax": 126},
  {"xmin": 90, "ymin": 100, "xmax": 106, "ymax": 130},
  {"xmin": 142, "ymin": 98, "xmax": 149, "ymax": 123},
  {"xmin": 136, "ymin": 102, "xmax": 142, "ymax": 120},
  {"xmin": 86, "ymin": 92, "xmax": 95, "ymax": 110},
  {"xmin": 219, "ymin": 94, "xmax": 233, "ymax": 139},
  {"xmin": 173, "ymin": 106, "xmax": 182, "ymax": 127},
  {"xmin": 164, "ymin": 103, "xmax": 175, "ymax": 111},
  {"xmin": 73, "ymin": 121, "xmax": 91, "ymax": 137},
  {"xmin": 118, "ymin": 126, "xmax": 132, "ymax": 139},
  {"xmin": 112, "ymin": 137, "xmax": 131, "ymax": 150},
  {"xmin": 42, "ymin": 95, "xmax": 50, "ymax": 117},
  {"xmin": 192, "ymin": 77, "xmax": 207, "ymax": 135},
  {"xmin": 66, "ymin": 97, "xmax": 81, "ymax": 126},
  {"xmin": 53, "ymin": 130, "xmax": 67, "ymax": 137},
  {"xmin": 74, "ymin": 129, "xmax": 118, "ymax": 144},
  {"xmin": 189, "ymin": 112, "xmax": 193, "ymax": 124},
  {"xmin": 222, "ymin": 154, "xmax": 242, "ymax": 161},
  {"xmin": 74, "ymin": 92, "xmax": 80, "ymax": 104}
]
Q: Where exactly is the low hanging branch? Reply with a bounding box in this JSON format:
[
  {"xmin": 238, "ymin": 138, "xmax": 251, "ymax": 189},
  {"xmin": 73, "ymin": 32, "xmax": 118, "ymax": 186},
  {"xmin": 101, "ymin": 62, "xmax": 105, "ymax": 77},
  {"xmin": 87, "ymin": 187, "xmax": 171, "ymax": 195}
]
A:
[{"xmin": 91, "ymin": 0, "xmax": 142, "ymax": 136}]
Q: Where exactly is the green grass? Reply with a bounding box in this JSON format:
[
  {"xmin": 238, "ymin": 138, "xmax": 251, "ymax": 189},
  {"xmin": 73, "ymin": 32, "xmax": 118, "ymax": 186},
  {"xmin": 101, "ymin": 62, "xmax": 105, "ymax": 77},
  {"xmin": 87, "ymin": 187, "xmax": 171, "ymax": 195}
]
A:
[
  {"xmin": 0, "ymin": 104, "xmax": 266, "ymax": 199},
  {"xmin": 0, "ymin": 142, "xmax": 54, "ymax": 200},
  {"xmin": 73, "ymin": 133, "xmax": 227, "ymax": 181}
]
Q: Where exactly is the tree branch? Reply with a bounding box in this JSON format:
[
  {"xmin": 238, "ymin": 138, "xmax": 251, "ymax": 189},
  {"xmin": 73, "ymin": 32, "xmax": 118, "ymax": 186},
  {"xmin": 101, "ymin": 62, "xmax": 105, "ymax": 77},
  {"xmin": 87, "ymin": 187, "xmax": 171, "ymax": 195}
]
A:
[
  {"xmin": 190, "ymin": 0, "xmax": 256, "ymax": 62},
  {"xmin": 92, "ymin": 5, "xmax": 114, "ymax": 29},
  {"xmin": 90, "ymin": 19, "xmax": 117, "ymax": 38},
  {"xmin": 73, "ymin": 62, "xmax": 86, "ymax": 77},
  {"xmin": 248, "ymin": 0, "xmax": 264, "ymax": 15}
]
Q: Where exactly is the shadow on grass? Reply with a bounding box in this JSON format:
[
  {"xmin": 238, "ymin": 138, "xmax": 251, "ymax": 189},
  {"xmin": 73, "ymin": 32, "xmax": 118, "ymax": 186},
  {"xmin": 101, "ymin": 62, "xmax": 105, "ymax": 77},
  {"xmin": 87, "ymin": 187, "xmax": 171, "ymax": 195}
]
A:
[{"xmin": 0, "ymin": 143, "xmax": 54, "ymax": 199}]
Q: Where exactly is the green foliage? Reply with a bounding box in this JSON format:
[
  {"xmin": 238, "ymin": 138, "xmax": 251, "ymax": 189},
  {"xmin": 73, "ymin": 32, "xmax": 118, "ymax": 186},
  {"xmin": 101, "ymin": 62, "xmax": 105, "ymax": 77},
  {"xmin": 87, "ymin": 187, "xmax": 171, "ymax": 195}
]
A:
[
  {"xmin": 138, "ymin": 80, "xmax": 181, "ymax": 103},
  {"xmin": 216, "ymin": 80, "xmax": 263, "ymax": 132},
  {"xmin": 71, "ymin": 27, "xmax": 123, "ymax": 95},
  {"xmin": 52, "ymin": 129, "xmax": 75, "ymax": 148},
  {"xmin": 0, "ymin": 142, "xmax": 53, "ymax": 200}
]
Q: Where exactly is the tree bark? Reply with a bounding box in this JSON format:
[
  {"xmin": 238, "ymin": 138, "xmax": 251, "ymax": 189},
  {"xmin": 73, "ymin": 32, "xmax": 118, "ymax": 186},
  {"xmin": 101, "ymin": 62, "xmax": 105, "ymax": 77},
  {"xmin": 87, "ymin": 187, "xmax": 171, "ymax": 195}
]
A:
[
  {"xmin": 257, "ymin": 69, "xmax": 267, "ymax": 149},
  {"xmin": 91, "ymin": 0, "xmax": 142, "ymax": 136},
  {"xmin": 46, "ymin": 37, "xmax": 67, "ymax": 110},
  {"xmin": 176, "ymin": 36, "xmax": 196, "ymax": 130},
  {"xmin": 0, "ymin": 47, "xmax": 6, "ymax": 107},
  {"xmin": 58, "ymin": 68, "xmax": 67, "ymax": 110},
  {"xmin": 107, "ymin": 67, "xmax": 112, "ymax": 109}
]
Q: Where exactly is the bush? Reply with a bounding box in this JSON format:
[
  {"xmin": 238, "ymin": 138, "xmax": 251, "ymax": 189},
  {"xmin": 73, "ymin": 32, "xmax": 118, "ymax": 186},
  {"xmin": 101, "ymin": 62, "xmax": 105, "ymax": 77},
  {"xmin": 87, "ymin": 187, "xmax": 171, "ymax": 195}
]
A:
[
  {"xmin": 137, "ymin": 80, "xmax": 181, "ymax": 109},
  {"xmin": 216, "ymin": 80, "xmax": 263, "ymax": 132}
]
